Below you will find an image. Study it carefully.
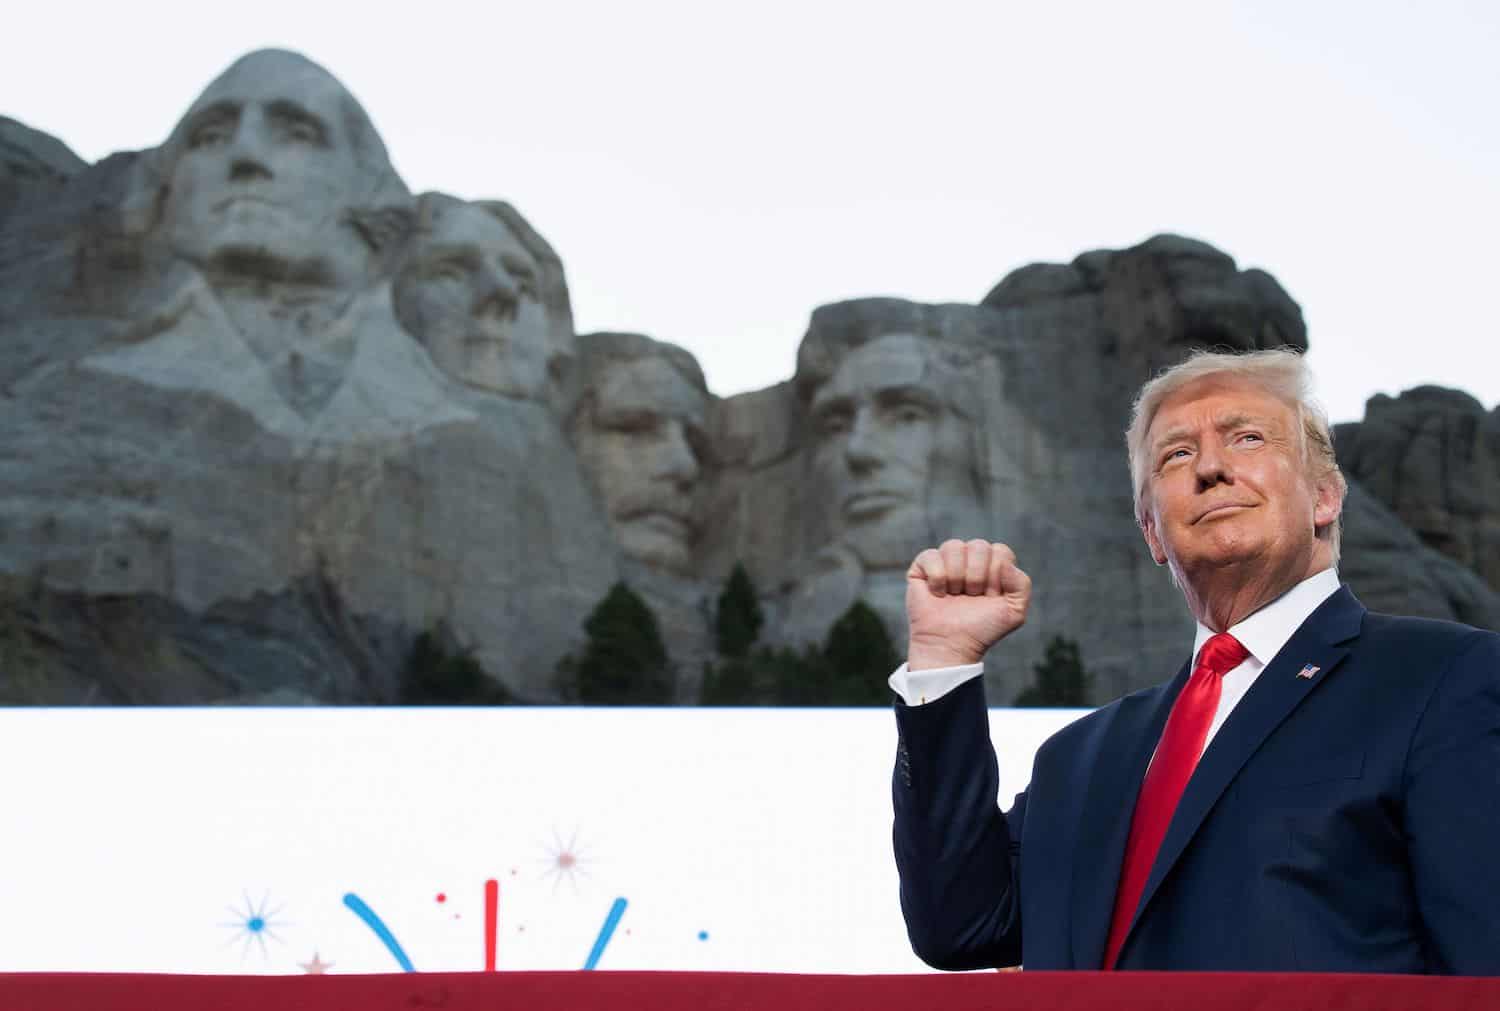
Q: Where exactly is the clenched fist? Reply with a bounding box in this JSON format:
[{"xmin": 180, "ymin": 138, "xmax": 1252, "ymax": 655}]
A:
[{"xmin": 906, "ymin": 539, "xmax": 1032, "ymax": 670}]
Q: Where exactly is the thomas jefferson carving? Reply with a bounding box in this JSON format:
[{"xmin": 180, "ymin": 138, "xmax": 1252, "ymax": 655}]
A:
[{"xmin": 395, "ymin": 194, "xmax": 572, "ymax": 403}]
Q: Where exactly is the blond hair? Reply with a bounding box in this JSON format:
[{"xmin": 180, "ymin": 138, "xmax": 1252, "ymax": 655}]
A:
[{"xmin": 1125, "ymin": 349, "xmax": 1346, "ymax": 561}]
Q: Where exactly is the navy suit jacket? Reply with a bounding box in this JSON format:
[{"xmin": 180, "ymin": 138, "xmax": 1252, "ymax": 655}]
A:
[{"xmin": 892, "ymin": 587, "xmax": 1500, "ymax": 973}]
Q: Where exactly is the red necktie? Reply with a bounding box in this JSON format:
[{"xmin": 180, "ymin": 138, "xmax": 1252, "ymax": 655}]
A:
[{"xmin": 1102, "ymin": 631, "xmax": 1248, "ymax": 969}]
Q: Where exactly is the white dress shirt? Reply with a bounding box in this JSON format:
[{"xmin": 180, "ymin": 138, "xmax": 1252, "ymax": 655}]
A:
[{"xmin": 889, "ymin": 567, "xmax": 1342, "ymax": 750}]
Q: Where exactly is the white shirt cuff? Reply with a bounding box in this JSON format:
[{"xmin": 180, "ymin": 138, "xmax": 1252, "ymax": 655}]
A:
[{"xmin": 888, "ymin": 661, "xmax": 986, "ymax": 707}]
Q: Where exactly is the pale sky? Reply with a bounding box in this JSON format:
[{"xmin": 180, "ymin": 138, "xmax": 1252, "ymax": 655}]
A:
[{"xmin": 5, "ymin": 0, "xmax": 1496, "ymax": 422}]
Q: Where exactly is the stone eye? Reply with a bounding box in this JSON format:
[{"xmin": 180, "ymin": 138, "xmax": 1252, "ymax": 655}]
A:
[
  {"xmin": 608, "ymin": 411, "xmax": 660, "ymax": 436},
  {"xmin": 267, "ymin": 106, "xmax": 327, "ymax": 146},
  {"xmin": 510, "ymin": 272, "xmax": 540, "ymax": 301},
  {"xmin": 817, "ymin": 407, "xmax": 852, "ymax": 437},
  {"xmin": 426, "ymin": 259, "xmax": 469, "ymax": 283},
  {"xmin": 189, "ymin": 120, "xmax": 232, "ymax": 148}
]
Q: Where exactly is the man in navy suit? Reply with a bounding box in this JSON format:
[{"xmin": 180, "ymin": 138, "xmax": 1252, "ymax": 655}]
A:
[{"xmin": 891, "ymin": 349, "xmax": 1500, "ymax": 973}]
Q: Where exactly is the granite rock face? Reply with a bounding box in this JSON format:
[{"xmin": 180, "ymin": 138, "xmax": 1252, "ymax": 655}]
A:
[
  {"xmin": 569, "ymin": 332, "xmax": 711, "ymax": 577},
  {"xmin": 1337, "ymin": 480, "xmax": 1500, "ymax": 630},
  {"xmin": 982, "ymin": 234, "xmax": 1306, "ymax": 383},
  {"xmin": 1336, "ymin": 387, "xmax": 1500, "ymax": 593},
  {"xmin": 0, "ymin": 570, "xmax": 407, "ymax": 705},
  {"xmin": 0, "ymin": 117, "xmax": 87, "ymax": 221},
  {"xmin": 3, "ymin": 53, "xmax": 1496, "ymax": 706},
  {"xmin": 0, "ymin": 50, "xmax": 620, "ymax": 703},
  {"xmin": 395, "ymin": 193, "xmax": 575, "ymax": 406},
  {"xmin": 566, "ymin": 332, "xmax": 717, "ymax": 699}
]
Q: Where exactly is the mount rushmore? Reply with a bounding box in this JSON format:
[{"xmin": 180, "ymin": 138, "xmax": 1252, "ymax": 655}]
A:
[{"xmin": 2, "ymin": 49, "xmax": 1497, "ymax": 705}]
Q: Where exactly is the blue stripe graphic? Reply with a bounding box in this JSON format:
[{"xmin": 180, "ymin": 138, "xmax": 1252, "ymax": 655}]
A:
[
  {"xmin": 343, "ymin": 892, "xmax": 416, "ymax": 972},
  {"xmin": 583, "ymin": 897, "xmax": 628, "ymax": 970}
]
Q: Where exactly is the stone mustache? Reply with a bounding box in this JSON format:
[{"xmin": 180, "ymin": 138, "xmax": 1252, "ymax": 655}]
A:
[{"xmin": 1, "ymin": 49, "xmax": 1496, "ymax": 705}]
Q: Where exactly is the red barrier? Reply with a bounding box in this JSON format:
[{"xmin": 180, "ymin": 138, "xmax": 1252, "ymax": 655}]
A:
[{"xmin": 4, "ymin": 970, "xmax": 1499, "ymax": 1011}]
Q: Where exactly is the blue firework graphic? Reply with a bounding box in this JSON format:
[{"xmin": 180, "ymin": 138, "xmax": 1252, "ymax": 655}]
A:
[{"xmin": 220, "ymin": 891, "xmax": 288, "ymax": 961}]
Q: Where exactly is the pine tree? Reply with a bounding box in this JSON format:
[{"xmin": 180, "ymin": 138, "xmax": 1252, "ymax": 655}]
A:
[
  {"xmin": 818, "ymin": 600, "xmax": 900, "ymax": 705},
  {"xmin": 1014, "ymin": 635, "xmax": 1092, "ymax": 707},
  {"xmin": 714, "ymin": 562, "xmax": 764, "ymax": 659},
  {"xmin": 560, "ymin": 582, "xmax": 673, "ymax": 704},
  {"xmin": 757, "ymin": 601, "xmax": 897, "ymax": 706},
  {"xmin": 759, "ymin": 644, "xmax": 819, "ymax": 706},
  {"xmin": 400, "ymin": 628, "xmax": 512, "ymax": 704},
  {"xmin": 700, "ymin": 657, "xmax": 758, "ymax": 705}
]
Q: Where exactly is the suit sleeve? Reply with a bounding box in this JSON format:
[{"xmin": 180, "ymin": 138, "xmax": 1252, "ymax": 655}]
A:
[
  {"xmin": 1404, "ymin": 629, "xmax": 1500, "ymax": 974},
  {"xmin": 892, "ymin": 677, "xmax": 1025, "ymax": 969}
]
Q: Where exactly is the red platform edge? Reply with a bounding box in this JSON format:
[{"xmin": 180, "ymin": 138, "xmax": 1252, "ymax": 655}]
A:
[{"xmin": 3, "ymin": 970, "xmax": 1498, "ymax": 1011}]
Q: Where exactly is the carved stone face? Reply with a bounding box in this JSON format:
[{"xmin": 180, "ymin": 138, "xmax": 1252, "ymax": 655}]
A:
[
  {"xmin": 394, "ymin": 201, "xmax": 551, "ymax": 400},
  {"xmin": 161, "ymin": 51, "xmax": 375, "ymax": 287},
  {"xmin": 574, "ymin": 357, "xmax": 708, "ymax": 574},
  {"xmin": 808, "ymin": 333, "xmax": 981, "ymax": 570}
]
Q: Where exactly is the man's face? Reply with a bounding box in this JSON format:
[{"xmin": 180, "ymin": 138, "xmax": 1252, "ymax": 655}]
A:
[
  {"xmin": 808, "ymin": 334, "xmax": 979, "ymax": 570},
  {"xmin": 576, "ymin": 357, "xmax": 707, "ymax": 574},
  {"xmin": 1140, "ymin": 376, "xmax": 1341, "ymax": 586},
  {"xmin": 395, "ymin": 204, "xmax": 550, "ymax": 400},
  {"xmin": 162, "ymin": 53, "xmax": 368, "ymax": 283}
]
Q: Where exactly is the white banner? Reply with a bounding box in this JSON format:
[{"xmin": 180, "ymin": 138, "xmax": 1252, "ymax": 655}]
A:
[{"xmin": 0, "ymin": 706, "xmax": 1082, "ymax": 975}]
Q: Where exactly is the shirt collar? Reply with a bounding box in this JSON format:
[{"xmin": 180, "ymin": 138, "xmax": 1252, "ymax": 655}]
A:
[{"xmin": 1192, "ymin": 567, "xmax": 1342, "ymax": 668}]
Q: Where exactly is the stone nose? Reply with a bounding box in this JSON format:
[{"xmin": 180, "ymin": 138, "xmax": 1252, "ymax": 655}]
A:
[
  {"xmin": 473, "ymin": 264, "xmax": 520, "ymax": 322},
  {"xmin": 225, "ymin": 121, "xmax": 274, "ymax": 182},
  {"xmin": 655, "ymin": 420, "xmax": 701, "ymax": 489},
  {"xmin": 843, "ymin": 408, "xmax": 885, "ymax": 473},
  {"xmin": 228, "ymin": 157, "xmax": 272, "ymax": 183}
]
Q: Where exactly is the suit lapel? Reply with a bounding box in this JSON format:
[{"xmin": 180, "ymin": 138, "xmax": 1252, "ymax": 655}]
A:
[
  {"xmin": 1123, "ymin": 587, "xmax": 1366, "ymax": 946},
  {"xmin": 1068, "ymin": 666, "xmax": 1186, "ymax": 969}
]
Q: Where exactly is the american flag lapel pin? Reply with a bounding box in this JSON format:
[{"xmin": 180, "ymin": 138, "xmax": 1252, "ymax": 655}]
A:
[{"xmin": 1296, "ymin": 663, "xmax": 1320, "ymax": 680}]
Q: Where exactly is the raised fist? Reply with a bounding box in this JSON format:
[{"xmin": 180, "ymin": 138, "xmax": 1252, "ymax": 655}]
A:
[{"xmin": 906, "ymin": 539, "xmax": 1031, "ymax": 670}]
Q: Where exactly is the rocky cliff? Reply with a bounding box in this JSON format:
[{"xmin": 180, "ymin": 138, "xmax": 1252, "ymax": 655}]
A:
[{"xmin": 2, "ymin": 50, "xmax": 1494, "ymax": 705}]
